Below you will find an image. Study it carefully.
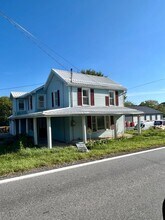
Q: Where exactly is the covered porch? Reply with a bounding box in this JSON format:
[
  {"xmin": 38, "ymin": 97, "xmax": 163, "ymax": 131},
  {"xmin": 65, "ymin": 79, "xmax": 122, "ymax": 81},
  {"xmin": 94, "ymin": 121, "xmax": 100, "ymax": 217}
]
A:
[{"xmin": 9, "ymin": 106, "xmax": 143, "ymax": 148}]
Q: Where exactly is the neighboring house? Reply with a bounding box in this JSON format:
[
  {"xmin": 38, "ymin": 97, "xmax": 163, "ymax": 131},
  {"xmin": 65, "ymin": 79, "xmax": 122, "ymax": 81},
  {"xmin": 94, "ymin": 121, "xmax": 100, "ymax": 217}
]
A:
[
  {"xmin": 9, "ymin": 69, "xmax": 142, "ymax": 148},
  {"xmin": 125, "ymin": 105, "xmax": 163, "ymax": 126}
]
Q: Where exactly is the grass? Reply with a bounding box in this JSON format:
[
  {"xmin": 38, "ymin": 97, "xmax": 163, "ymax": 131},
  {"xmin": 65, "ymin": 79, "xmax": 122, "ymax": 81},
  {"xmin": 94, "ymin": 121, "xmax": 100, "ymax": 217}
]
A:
[{"xmin": 0, "ymin": 128, "xmax": 165, "ymax": 177}]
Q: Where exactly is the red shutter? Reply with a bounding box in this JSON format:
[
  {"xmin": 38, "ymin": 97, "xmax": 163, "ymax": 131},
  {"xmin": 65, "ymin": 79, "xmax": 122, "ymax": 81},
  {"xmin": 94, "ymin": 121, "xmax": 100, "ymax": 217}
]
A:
[
  {"xmin": 90, "ymin": 89, "xmax": 95, "ymax": 106},
  {"xmin": 115, "ymin": 91, "xmax": 119, "ymax": 106},
  {"xmin": 57, "ymin": 90, "xmax": 60, "ymax": 106},
  {"xmin": 77, "ymin": 88, "xmax": 82, "ymax": 106},
  {"xmin": 105, "ymin": 96, "xmax": 109, "ymax": 106},
  {"xmin": 51, "ymin": 92, "xmax": 54, "ymax": 107},
  {"xmin": 111, "ymin": 116, "xmax": 114, "ymax": 125},
  {"xmin": 87, "ymin": 116, "xmax": 92, "ymax": 129}
]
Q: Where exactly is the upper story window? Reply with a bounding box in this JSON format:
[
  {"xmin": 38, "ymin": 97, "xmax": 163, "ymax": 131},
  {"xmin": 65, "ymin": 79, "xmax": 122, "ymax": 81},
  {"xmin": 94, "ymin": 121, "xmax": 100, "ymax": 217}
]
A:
[
  {"xmin": 77, "ymin": 88, "xmax": 94, "ymax": 106},
  {"xmin": 82, "ymin": 89, "xmax": 89, "ymax": 105},
  {"xmin": 109, "ymin": 91, "xmax": 115, "ymax": 105},
  {"xmin": 37, "ymin": 94, "xmax": 46, "ymax": 109},
  {"xmin": 105, "ymin": 91, "xmax": 119, "ymax": 106},
  {"xmin": 18, "ymin": 99, "xmax": 25, "ymax": 111},
  {"xmin": 28, "ymin": 95, "xmax": 33, "ymax": 110},
  {"xmin": 51, "ymin": 90, "xmax": 60, "ymax": 108}
]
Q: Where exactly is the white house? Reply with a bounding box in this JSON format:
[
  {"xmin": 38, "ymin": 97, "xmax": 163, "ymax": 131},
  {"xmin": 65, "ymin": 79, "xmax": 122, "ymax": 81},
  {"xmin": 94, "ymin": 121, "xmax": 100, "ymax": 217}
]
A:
[{"xmin": 9, "ymin": 69, "xmax": 142, "ymax": 148}]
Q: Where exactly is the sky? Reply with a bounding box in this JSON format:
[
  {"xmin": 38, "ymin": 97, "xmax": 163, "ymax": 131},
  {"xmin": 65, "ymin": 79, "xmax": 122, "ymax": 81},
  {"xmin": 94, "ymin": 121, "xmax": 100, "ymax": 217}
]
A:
[{"xmin": 0, "ymin": 0, "xmax": 165, "ymax": 104}]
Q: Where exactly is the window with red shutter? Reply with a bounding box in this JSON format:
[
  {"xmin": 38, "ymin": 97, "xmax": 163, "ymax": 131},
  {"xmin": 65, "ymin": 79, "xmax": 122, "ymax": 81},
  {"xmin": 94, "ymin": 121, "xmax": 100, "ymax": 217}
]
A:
[
  {"xmin": 90, "ymin": 89, "xmax": 95, "ymax": 106},
  {"xmin": 115, "ymin": 91, "xmax": 119, "ymax": 106},
  {"xmin": 87, "ymin": 116, "xmax": 92, "ymax": 129},
  {"xmin": 77, "ymin": 88, "xmax": 82, "ymax": 106},
  {"xmin": 51, "ymin": 92, "xmax": 54, "ymax": 108},
  {"xmin": 105, "ymin": 96, "xmax": 109, "ymax": 106}
]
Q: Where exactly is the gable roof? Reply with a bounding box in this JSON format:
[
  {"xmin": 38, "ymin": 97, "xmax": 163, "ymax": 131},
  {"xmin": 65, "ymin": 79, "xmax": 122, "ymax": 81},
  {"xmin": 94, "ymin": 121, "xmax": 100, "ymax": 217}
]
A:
[
  {"xmin": 129, "ymin": 106, "xmax": 163, "ymax": 114},
  {"xmin": 10, "ymin": 92, "xmax": 28, "ymax": 99},
  {"xmin": 10, "ymin": 85, "xmax": 44, "ymax": 99},
  {"xmin": 45, "ymin": 69, "xmax": 126, "ymax": 91}
]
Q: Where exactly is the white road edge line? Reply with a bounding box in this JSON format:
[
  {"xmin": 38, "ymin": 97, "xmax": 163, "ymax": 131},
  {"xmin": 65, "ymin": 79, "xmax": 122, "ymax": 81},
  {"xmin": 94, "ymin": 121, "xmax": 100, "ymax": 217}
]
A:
[{"xmin": 0, "ymin": 146, "xmax": 165, "ymax": 185}]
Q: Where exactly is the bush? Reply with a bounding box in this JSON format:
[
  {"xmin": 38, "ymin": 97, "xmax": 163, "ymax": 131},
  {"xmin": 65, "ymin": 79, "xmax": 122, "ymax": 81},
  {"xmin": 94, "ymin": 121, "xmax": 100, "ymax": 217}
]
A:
[{"xmin": 0, "ymin": 134, "xmax": 34, "ymax": 155}]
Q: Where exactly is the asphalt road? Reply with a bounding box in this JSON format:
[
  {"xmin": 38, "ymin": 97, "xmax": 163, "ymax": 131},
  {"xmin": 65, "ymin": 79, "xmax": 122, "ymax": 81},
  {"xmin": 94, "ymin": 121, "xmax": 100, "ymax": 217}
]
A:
[{"xmin": 0, "ymin": 147, "xmax": 165, "ymax": 220}]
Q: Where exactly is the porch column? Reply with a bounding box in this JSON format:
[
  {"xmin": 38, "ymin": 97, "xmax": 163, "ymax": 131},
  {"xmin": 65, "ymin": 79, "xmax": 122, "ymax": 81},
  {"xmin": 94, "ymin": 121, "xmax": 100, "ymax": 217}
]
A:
[
  {"xmin": 33, "ymin": 118, "xmax": 38, "ymax": 145},
  {"xmin": 46, "ymin": 117, "xmax": 52, "ymax": 149},
  {"xmin": 114, "ymin": 116, "xmax": 117, "ymax": 139},
  {"xmin": 137, "ymin": 115, "xmax": 141, "ymax": 135},
  {"xmin": 19, "ymin": 119, "xmax": 21, "ymax": 134},
  {"xmin": 82, "ymin": 116, "xmax": 87, "ymax": 143},
  {"xmin": 26, "ymin": 118, "xmax": 28, "ymax": 135}
]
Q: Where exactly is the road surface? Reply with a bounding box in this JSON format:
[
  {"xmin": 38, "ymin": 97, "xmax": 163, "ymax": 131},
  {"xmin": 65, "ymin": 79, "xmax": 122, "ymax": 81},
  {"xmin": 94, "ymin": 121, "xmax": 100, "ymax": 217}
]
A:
[{"xmin": 0, "ymin": 147, "xmax": 165, "ymax": 220}]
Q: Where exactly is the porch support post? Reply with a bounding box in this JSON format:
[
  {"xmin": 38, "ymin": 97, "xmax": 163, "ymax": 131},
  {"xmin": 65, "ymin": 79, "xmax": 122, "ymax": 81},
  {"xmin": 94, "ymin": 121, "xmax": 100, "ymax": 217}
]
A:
[
  {"xmin": 114, "ymin": 116, "xmax": 117, "ymax": 139},
  {"xmin": 46, "ymin": 117, "xmax": 52, "ymax": 149},
  {"xmin": 13, "ymin": 120, "xmax": 16, "ymax": 135},
  {"xmin": 82, "ymin": 116, "xmax": 87, "ymax": 143},
  {"xmin": 33, "ymin": 118, "xmax": 38, "ymax": 145},
  {"xmin": 137, "ymin": 115, "xmax": 141, "ymax": 135},
  {"xmin": 26, "ymin": 118, "xmax": 28, "ymax": 135},
  {"xmin": 19, "ymin": 119, "xmax": 21, "ymax": 134}
]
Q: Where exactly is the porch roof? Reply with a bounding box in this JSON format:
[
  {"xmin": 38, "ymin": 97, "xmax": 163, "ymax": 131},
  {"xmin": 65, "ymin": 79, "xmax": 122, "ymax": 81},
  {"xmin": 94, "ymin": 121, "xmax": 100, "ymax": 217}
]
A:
[{"xmin": 10, "ymin": 106, "xmax": 143, "ymax": 119}]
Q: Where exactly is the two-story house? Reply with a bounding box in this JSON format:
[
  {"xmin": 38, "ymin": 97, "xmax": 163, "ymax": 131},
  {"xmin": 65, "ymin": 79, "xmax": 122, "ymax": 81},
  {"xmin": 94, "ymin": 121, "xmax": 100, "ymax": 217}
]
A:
[{"xmin": 10, "ymin": 69, "xmax": 142, "ymax": 148}]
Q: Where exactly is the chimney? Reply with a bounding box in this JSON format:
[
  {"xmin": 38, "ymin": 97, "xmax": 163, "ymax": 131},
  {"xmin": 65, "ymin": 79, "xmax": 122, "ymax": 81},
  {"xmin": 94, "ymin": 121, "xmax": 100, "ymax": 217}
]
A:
[{"xmin": 70, "ymin": 68, "xmax": 73, "ymax": 83}]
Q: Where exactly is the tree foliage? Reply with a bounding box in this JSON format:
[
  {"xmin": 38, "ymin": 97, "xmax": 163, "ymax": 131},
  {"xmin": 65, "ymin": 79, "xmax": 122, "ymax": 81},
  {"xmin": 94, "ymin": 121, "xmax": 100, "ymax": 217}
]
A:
[
  {"xmin": 139, "ymin": 100, "xmax": 159, "ymax": 108},
  {"xmin": 81, "ymin": 69, "xmax": 104, "ymax": 77},
  {"xmin": 124, "ymin": 101, "xmax": 135, "ymax": 107},
  {"xmin": 0, "ymin": 96, "xmax": 12, "ymax": 126}
]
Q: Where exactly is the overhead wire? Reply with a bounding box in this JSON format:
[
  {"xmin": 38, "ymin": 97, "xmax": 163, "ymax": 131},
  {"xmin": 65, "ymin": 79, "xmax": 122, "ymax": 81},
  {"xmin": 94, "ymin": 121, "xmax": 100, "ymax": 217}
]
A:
[{"xmin": 0, "ymin": 10, "xmax": 80, "ymax": 72}]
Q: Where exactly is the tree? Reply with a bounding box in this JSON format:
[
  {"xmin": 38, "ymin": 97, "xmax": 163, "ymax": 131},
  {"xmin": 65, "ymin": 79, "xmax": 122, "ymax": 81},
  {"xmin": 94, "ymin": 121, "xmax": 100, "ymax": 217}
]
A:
[
  {"xmin": 139, "ymin": 100, "xmax": 159, "ymax": 108},
  {"xmin": 124, "ymin": 101, "xmax": 135, "ymax": 107},
  {"xmin": 0, "ymin": 96, "xmax": 12, "ymax": 126},
  {"xmin": 81, "ymin": 69, "xmax": 104, "ymax": 77}
]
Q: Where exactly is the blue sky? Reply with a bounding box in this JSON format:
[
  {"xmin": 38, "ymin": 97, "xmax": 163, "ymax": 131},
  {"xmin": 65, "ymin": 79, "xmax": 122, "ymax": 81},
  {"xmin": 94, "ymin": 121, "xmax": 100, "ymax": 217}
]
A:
[{"xmin": 0, "ymin": 0, "xmax": 165, "ymax": 104}]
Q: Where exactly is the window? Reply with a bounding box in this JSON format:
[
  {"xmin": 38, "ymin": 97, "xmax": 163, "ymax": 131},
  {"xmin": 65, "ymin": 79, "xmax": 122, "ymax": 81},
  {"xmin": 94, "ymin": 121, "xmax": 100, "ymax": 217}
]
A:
[
  {"xmin": 92, "ymin": 116, "xmax": 97, "ymax": 131},
  {"xmin": 109, "ymin": 91, "xmax": 115, "ymax": 105},
  {"xmin": 28, "ymin": 95, "xmax": 33, "ymax": 110},
  {"xmin": 38, "ymin": 94, "xmax": 45, "ymax": 109},
  {"xmin": 88, "ymin": 116, "xmax": 114, "ymax": 131},
  {"xmin": 52, "ymin": 90, "xmax": 60, "ymax": 107},
  {"xmin": 18, "ymin": 99, "xmax": 25, "ymax": 111},
  {"xmin": 82, "ymin": 89, "xmax": 89, "ymax": 105},
  {"xmin": 97, "ymin": 116, "xmax": 105, "ymax": 130}
]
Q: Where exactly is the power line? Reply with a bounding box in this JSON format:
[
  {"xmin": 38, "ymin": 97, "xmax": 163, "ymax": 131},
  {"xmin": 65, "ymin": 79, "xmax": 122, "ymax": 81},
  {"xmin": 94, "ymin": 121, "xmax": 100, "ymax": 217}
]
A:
[
  {"xmin": 0, "ymin": 83, "xmax": 44, "ymax": 91},
  {"xmin": 0, "ymin": 10, "xmax": 80, "ymax": 72},
  {"xmin": 128, "ymin": 78, "xmax": 165, "ymax": 90}
]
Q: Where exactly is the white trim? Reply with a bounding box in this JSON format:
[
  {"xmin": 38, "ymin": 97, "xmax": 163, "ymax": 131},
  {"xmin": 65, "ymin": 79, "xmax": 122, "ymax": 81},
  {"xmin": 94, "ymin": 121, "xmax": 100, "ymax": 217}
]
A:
[
  {"xmin": 0, "ymin": 146, "xmax": 165, "ymax": 185},
  {"xmin": 47, "ymin": 117, "xmax": 52, "ymax": 149},
  {"xmin": 82, "ymin": 115, "xmax": 87, "ymax": 143},
  {"xmin": 33, "ymin": 118, "xmax": 38, "ymax": 145}
]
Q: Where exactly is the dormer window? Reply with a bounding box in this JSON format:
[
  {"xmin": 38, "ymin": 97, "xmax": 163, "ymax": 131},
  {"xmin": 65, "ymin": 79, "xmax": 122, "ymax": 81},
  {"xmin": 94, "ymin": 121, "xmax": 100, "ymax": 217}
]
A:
[
  {"xmin": 37, "ymin": 94, "xmax": 46, "ymax": 109},
  {"xmin": 18, "ymin": 99, "xmax": 25, "ymax": 111}
]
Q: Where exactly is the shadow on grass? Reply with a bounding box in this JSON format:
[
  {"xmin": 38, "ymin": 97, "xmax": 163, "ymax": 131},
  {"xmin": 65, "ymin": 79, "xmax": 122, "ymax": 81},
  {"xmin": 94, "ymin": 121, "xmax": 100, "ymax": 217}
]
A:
[{"xmin": 0, "ymin": 134, "xmax": 36, "ymax": 155}]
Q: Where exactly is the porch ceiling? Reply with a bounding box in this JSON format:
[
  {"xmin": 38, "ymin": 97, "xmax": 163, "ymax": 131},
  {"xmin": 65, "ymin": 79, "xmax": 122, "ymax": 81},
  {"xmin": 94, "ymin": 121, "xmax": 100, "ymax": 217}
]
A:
[{"xmin": 9, "ymin": 106, "xmax": 143, "ymax": 119}]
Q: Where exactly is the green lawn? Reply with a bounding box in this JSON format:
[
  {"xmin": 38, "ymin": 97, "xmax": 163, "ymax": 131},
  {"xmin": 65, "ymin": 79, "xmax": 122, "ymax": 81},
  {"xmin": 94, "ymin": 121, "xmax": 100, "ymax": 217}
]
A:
[{"xmin": 0, "ymin": 129, "xmax": 165, "ymax": 177}]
